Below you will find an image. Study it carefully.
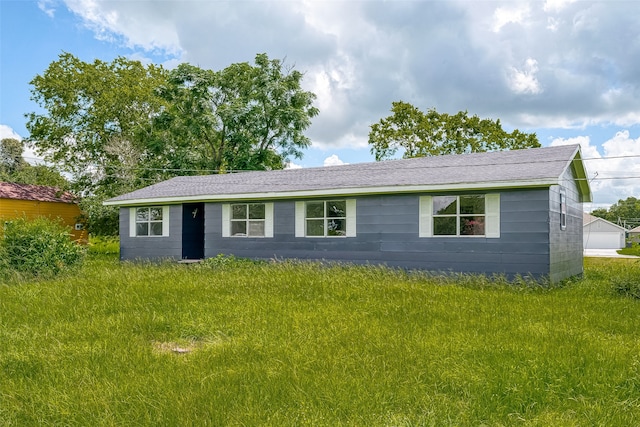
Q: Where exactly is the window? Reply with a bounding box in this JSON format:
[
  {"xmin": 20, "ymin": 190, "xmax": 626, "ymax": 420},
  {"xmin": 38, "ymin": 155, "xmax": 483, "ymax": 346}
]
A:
[
  {"xmin": 130, "ymin": 206, "xmax": 169, "ymax": 237},
  {"xmin": 560, "ymin": 191, "xmax": 567, "ymax": 230},
  {"xmin": 419, "ymin": 194, "xmax": 500, "ymax": 238},
  {"xmin": 222, "ymin": 203, "xmax": 273, "ymax": 238},
  {"xmin": 295, "ymin": 199, "xmax": 356, "ymax": 238}
]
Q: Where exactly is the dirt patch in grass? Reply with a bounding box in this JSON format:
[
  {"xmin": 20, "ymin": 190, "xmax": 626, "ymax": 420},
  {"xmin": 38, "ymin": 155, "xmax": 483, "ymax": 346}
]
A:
[{"xmin": 151, "ymin": 336, "xmax": 229, "ymax": 355}]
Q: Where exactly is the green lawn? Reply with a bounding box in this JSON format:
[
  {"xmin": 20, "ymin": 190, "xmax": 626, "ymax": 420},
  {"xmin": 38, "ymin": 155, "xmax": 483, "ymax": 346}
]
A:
[{"xmin": 1, "ymin": 256, "xmax": 639, "ymax": 426}]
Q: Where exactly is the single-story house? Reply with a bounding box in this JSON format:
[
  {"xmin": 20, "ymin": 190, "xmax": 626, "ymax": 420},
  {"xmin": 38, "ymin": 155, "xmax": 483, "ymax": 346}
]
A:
[
  {"xmin": 0, "ymin": 182, "xmax": 87, "ymax": 243},
  {"xmin": 629, "ymin": 225, "xmax": 640, "ymax": 244},
  {"xmin": 582, "ymin": 212, "xmax": 626, "ymax": 250},
  {"xmin": 105, "ymin": 144, "xmax": 591, "ymax": 283}
]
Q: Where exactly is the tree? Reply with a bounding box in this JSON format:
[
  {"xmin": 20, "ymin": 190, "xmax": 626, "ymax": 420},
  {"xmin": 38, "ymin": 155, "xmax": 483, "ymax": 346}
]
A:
[
  {"xmin": 27, "ymin": 53, "xmax": 318, "ymax": 234},
  {"xmin": 592, "ymin": 197, "xmax": 640, "ymax": 229},
  {"xmin": 151, "ymin": 53, "xmax": 319, "ymax": 173},
  {"xmin": 368, "ymin": 101, "xmax": 540, "ymax": 161},
  {"xmin": 0, "ymin": 138, "xmax": 26, "ymax": 175},
  {"xmin": 0, "ymin": 138, "xmax": 68, "ymax": 188},
  {"xmin": 26, "ymin": 52, "xmax": 168, "ymax": 197}
]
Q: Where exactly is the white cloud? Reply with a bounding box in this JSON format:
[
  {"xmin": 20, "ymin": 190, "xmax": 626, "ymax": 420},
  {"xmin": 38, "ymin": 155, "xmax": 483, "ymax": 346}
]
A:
[
  {"xmin": 492, "ymin": 4, "xmax": 530, "ymax": 32},
  {"xmin": 551, "ymin": 131, "xmax": 640, "ymax": 208},
  {"xmin": 64, "ymin": 0, "xmax": 183, "ymax": 56},
  {"xmin": 507, "ymin": 58, "xmax": 542, "ymax": 95},
  {"xmin": 543, "ymin": 0, "xmax": 577, "ymax": 13},
  {"xmin": 285, "ymin": 161, "xmax": 303, "ymax": 169},
  {"xmin": 323, "ymin": 154, "xmax": 348, "ymax": 167},
  {"xmin": 0, "ymin": 124, "xmax": 22, "ymax": 141},
  {"xmin": 0, "ymin": 125, "xmax": 44, "ymax": 165},
  {"xmin": 37, "ymin": 0, "xmax": 56, "ymax": 18}
]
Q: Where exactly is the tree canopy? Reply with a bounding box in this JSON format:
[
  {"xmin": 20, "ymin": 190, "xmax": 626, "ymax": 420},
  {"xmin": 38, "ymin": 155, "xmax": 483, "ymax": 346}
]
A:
[
  {"xmin": 0, "ymin": 138, "xmax": 68, "ymax": 188},
  {"xmin": 368, "ymin": 101, "xmax": 540, "ymax": 161},
  {"xmin": 26, "ymin": 53, "xmax": 318, "ymax": 234},
  {"xmin": 591, "ymin": 197, "xmax": 640, "ymax": 229},
  {"xmin": 26, "ymin": 52, "xmax": 318, "ymax": 195}
]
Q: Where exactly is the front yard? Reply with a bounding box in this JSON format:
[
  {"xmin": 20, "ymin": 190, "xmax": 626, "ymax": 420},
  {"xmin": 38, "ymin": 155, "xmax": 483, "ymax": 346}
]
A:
[{"xmin": 1, "ymin": 256, "xmax": 639, "ymax": 426}]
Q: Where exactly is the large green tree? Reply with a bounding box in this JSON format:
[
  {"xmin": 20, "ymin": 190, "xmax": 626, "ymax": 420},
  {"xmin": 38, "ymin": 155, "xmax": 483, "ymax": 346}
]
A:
[
  {"xmin": 26, "ymin": 52, "xmax": 168, "ymax": 196},
  {"xmin": 26, "ymin": 53, "xmax": 318, "ymax": 234},
  {"xmin": 369, "ymin": 101, "xmax": 540, "ymax": 160},
  {"xmin": 592, "ymin": 197, "xmax": 640, "ymax": 229},
  {"xmin": 150, "ymin": 53, "xmax": 319, "ymax": 173}
]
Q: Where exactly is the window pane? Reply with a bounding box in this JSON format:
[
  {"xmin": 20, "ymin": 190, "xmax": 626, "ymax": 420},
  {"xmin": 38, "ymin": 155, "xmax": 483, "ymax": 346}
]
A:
[
  {"xmin": 306, "ymin": 219, "xmax": 324, "ymax": 236},
  {"xmin": 434, "ymin": 217, "xmax": 456, "ymax": 235},
  {"xmin": 327, "ymin": 219, "xmax": 346, "ymax": 236},
  {"xmin": 136, "ymin": 208, "xmax": 149, "ymax": 222},
  {"xmin": 326, "ymin": 200, "xmax": 346, "ymax": 218},
  {"xmin": 433, "ymin": 196, "xmax": 457, "ymax": 215},
  {"xmin": 232, "ymin": 204, "xmax": 247, "ymax": 220},
  {"xmin": 460, "ymin": 216, "xmax": 485, "ymax": 236},
  {"xmin": 248, "ymin": 204, "xmax": 265, "ymax": 219},
  {"xmin": 248, "ymin": 221, "xmax": 265, "ymax": 237},
  {"xmin": 306, "ymin": 202, "xmax": 324, "ymax": 219},
  {"xmin": 231, "ymin": 221, "xmax": 247, "ymax": 236},
  {"xmin": 136, "ymin": 222, "xmax": 149, "ymax": 236},
  {"xmin": 150, "ymin": 222, "xmax": 163, "ymax": 236},
  {"xmin": 460, "ymin": 195, "xmax": 484, "ymax": 215},
  {"xmin": 150, "ymin": 207, "xmax": 163, "ymax": 221}
]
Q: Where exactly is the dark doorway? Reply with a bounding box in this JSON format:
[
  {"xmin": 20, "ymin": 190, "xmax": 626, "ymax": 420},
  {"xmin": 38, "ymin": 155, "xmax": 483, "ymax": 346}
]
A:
[{"xmin": 182, "ymin": 203, "xmax": 205, "ymax": 259}]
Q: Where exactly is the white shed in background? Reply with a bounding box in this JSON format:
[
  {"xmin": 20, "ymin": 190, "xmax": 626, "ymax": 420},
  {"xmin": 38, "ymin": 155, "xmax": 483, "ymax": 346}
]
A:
[{"xmin": 583, "ymin": 212, "xmax": 626, "ymax": 249}]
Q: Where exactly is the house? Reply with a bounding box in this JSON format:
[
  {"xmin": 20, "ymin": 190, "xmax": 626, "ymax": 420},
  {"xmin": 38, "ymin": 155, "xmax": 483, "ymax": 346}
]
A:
[
  {"xmin": 105, "ymin": 144, "xmax": 591, "ymax": 283},
  {"xmin": 0, "ymin": 182, "xmax": 87, "ymax": 243},
  {"xmin": 629, "ymin": 225, "xmax": 640, "ymax": 244},
  {"xmin": 582, "ymin": 212, "xmax": 626, "ymax": 250}
]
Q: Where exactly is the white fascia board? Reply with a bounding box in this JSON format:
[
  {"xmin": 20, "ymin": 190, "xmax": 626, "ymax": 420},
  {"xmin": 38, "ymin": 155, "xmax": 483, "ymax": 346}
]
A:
[{"xmin": 103, "ymin": 179, "xmax": 559, "ymax": 207}]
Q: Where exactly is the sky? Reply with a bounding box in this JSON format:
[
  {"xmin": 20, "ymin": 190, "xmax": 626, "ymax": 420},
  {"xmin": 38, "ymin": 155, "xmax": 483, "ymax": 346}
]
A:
[{"xmin": 1, "ymin": 0, "xmax": 640, "ymax": 211}]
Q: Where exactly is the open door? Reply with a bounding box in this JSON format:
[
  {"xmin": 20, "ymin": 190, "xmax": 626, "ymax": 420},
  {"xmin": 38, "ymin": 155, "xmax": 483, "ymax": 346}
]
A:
[{"xmin": 182, "ymin": 203, "xmax": 205, "ymax": 259}]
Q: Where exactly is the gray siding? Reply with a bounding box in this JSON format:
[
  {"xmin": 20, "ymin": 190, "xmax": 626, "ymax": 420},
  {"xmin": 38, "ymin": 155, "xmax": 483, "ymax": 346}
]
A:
[
  {"xmin": 549, "ymin": 167, "xmax": 584, "ymax": 282},
  {"xmin": 203, "ymin": 189, "xmax": 555, "ymax": 281},
  {"xmin": 119, "ymin": 188, "xmax": 584, "ymax": 282},
  {"xmin": 119, "ymin": 206, "xmax": 182, "ymax": 260}
]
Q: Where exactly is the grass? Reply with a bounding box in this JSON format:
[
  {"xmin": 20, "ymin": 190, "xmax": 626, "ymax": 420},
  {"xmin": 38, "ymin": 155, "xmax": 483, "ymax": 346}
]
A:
[
  {"xmin": 1, "ymin": 256, "xmax": 639, "ymax": 426},
  {"xmin": 619, "ymin": 244, "xmax": 640, "ymax": 257}
]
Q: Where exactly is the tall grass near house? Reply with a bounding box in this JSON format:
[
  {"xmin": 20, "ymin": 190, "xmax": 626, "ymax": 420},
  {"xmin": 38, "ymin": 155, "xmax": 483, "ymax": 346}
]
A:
[
  {"xmin": 1, "ymin": 256, "xmax": 639, "ymax": 425},
  {"xmin": 0, "ymin": 216, "xmax": 85, "ymax": 278}
]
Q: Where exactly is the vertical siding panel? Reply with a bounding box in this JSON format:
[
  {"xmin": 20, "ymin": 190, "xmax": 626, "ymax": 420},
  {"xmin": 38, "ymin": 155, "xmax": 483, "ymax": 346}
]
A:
[
  {"xmin": 418, "ymin": 196, "xmax": 433, "ymax": 237},
  {"xmin": 485, "ymin": 194, "xmax": 501, "ymax": 238},
  {"xmin": 295, "ymin": 201, "xmax": 305, "ymax": 237},
  {"xmin": 265, "ymin": 203, "xmax": 274, "ymax": 238},
  {"xmin": 346, "ymin": 199, "xmax": 356, "ymax": 237},
  {"xmin": 221, "ymin": 204, "xmax": 230, "ymax": 237}
]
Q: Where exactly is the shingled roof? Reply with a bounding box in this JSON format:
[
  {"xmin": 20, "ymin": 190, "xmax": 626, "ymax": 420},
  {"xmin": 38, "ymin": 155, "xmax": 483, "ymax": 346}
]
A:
[
  {"xmin": 0, "ymin": 182, "xmax": 77, "ymax": 204},
  {"xmin": 105, "ymin": 144, "xmax": 592, "ymax": 206}
]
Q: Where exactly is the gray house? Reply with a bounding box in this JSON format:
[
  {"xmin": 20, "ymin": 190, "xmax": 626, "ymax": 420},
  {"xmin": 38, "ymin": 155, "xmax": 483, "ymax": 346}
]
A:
[{"xmin": 105, "ymin": 144, "xmax": 591, "ymax": 282}]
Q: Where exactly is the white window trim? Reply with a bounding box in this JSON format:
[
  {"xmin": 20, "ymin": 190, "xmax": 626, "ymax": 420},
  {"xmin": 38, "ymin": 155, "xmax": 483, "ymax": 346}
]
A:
[
  {"xmin": 129, "ymin": 206, "xmax": 170, "ymax": 237},
  {"xmin": 295, "ymin": 199, "xmax": 356, "ymax": 238},
  {"xmin": 559, "ymin": 190, "xmax": 567, "ymax": 230},
  {"xmin": 419, "ymin": 194, "xmax": 500, "ymax": 238},
  {"xmin": 222, "ymin": 203, "xmax": 273, "ymax": 238}
]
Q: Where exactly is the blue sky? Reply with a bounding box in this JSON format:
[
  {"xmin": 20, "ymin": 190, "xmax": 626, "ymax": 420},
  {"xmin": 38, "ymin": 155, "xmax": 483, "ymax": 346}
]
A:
[{"xmin": 1, "ymin": 0, "xmax": 640, "ymax": 210}]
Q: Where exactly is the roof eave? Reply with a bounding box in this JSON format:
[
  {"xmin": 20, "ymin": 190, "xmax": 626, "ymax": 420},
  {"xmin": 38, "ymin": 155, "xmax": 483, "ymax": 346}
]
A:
[
  {"xmin": 563, "ymin": 146, "xmax": 592, "ymax": 203},
  {"xmin": 103, "ymin": 179, "xmax": 559, "ymax": 207}
]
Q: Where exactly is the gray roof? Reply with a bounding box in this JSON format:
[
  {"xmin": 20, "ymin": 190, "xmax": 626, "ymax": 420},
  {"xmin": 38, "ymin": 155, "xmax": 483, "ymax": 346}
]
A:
[{"xmin": 105, "ymin": 144, "xmax": 591, "ymax": 205}]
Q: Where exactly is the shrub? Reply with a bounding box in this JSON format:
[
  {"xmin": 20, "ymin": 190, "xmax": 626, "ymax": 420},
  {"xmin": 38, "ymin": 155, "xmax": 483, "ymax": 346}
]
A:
[
  {"xmin": 1, "ymin": 216, "xmax": 85, "ymax": 277},
  {"xmin": 611, "ymin": 261, "xmax": 640, "ymax": 299},
  {"xmin": 88, "ymin": 235, "xmax": 120, "ymax": 255}
]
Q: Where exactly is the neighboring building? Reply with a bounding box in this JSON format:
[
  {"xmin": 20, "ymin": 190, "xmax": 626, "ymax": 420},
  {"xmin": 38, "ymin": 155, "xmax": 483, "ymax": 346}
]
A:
[
  {"xmin": 0, "ymin": 182, "xmax": 87, "ymax": 242},
  {"xmin": 627, "ymin": 225, "xmax": 640, "ymax": 245},
  {"xmin": 105, "ymin": 144, "xmax": 591, "ymax": 283},
  {"xmin": 583, "ymin": 212, "xmax": 626, "ymax": 250}
]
